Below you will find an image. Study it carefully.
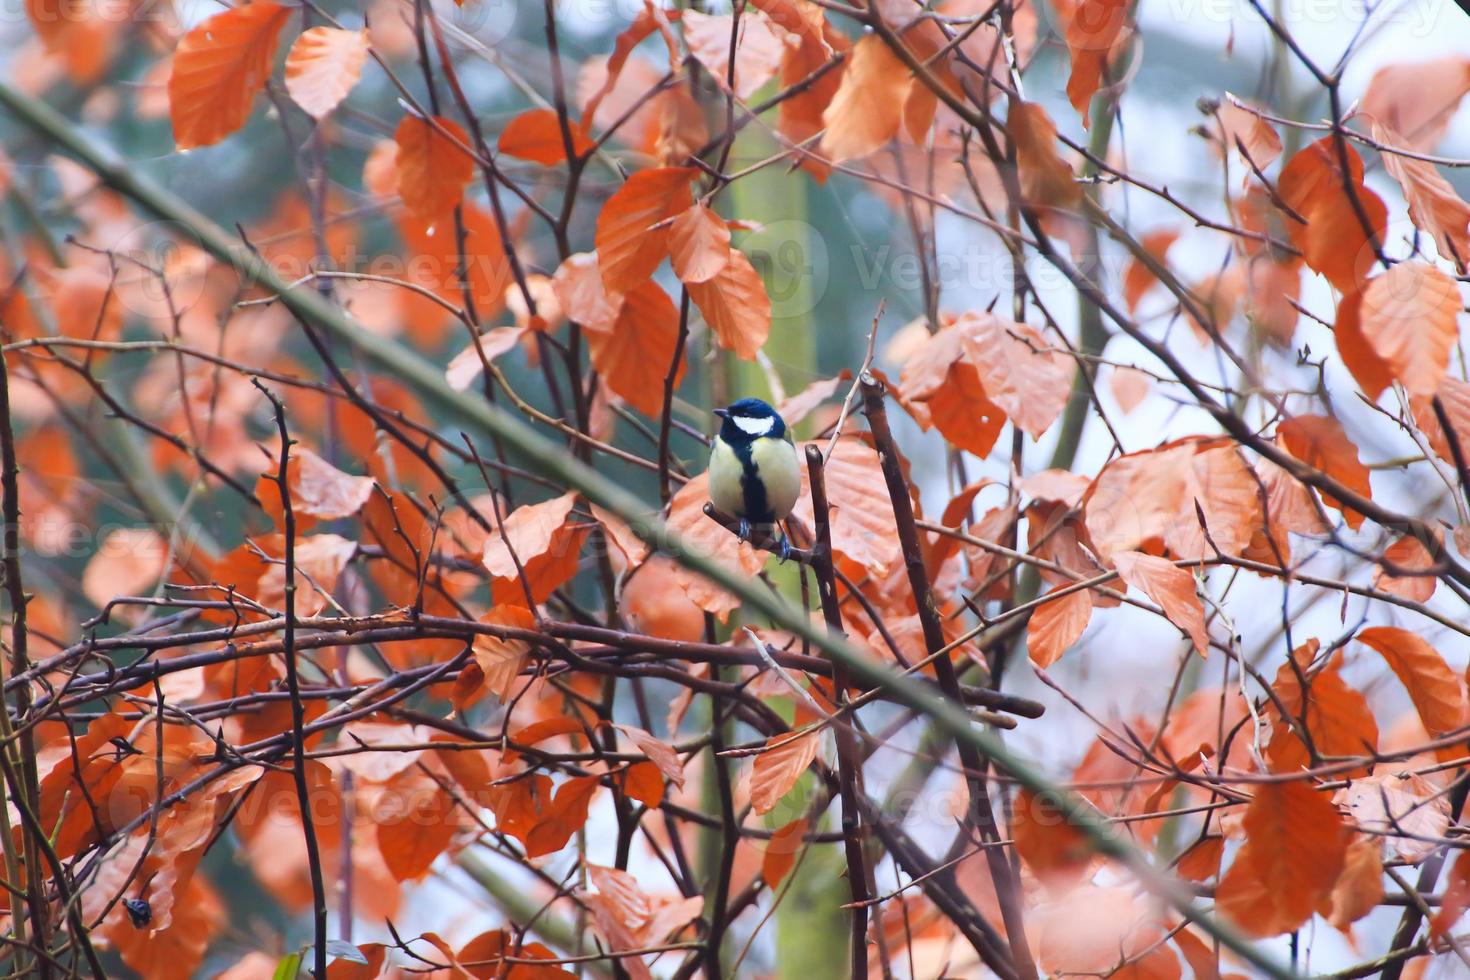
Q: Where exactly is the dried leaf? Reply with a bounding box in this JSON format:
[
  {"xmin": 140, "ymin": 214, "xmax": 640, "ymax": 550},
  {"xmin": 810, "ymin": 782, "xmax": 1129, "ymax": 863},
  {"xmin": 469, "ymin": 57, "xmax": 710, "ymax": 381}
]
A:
[
  {"xmin": 1027, "ymin": 588, "xmax": 1091, "ymax": 668},
  {"xmin": 168, "ymin": 2, "xmax": 292, "ymax": 150},
  {"xmin": 959, "ymin": 312, "xmax": 1074, "ymax": 438},
  {"xmin": 1010, "ymin": 101, "xmax": 1081, "ymax": 209},
  {"xmin": 1122, "ymin": 229, "xmax": 1178, "ymax": 312},
  {"xmin": 1064, "ymin": 0, "xmax": 1128, "ymax": 121},
  {"xmin": 687, "ymin": 249, "xmax": 770, "ymax": 359},
  {"xmin": 820, "ymin": 35, "xmax": 908, "ymax": 162},
  {"xmin": 595, "ymin": 167, "xmax": 698, "ymax": 293},
  {"xmin": 668, "ymin": 204, "xmax": 732, "ymax": 284},
  {"xmin": 1111, "ymin": 551, "xmax": 1208, "ymax": 655},
  {"xmin": 1267, "ymin": 642, "xmax": 1378, "ymax": 776},
  {"xmin": 683, "ymin": 9, "xmax": 788, "ymax": 101},
  {"xmin": 1215, "ymin": 97, "xmax": 1282, "ymax": 174},
  {"xmin": 1276, "ymin": 415, "xmax": 1373, "ymax": 530},
  {"xmin": 394, "ymin": 115, "xmax": 475, "ymax": 220},
  {"xmin": 284, "ymin": 26, "xmax": 369, "ymax": 120},
  {"xmin": 1375, "ymin": 121, "xmax": 1470, "ymax": 268},
  {"xmin": 1357, "ymin": 626, "xmax": 1463, "ymax": 737},
  {"xmin": 1356, "ymin": 262, "xmax": 1461, "ymax": 397},
  {"xmin": 498, "ymin": 108, "xmax": 595, "ymax": 165},
  {"xmin": 1372, "ymin": 534, "xmax": 1439, "ymax": 603},
  {"xmin": 585, "ymin": 280, "xmax": 686, "ymax": 415},
  {"xmin": 481, "ymin": 491, "xmax": 586, "ymax": 605},
  {"xmin": 761, "ymin": 817, "xmax": 809, "ymax": 889},
  {"xmin": 749, "ymin": 730, "xmax": 819, "ymax": 814},
  {"xmin": 1216, "ymin": 782, "xmax": 1349, "ymax": 937},
  {"xmin": 1011, "ymin": 788, "xmax": 1093, "ymax": 887},
  {"xmin": 1278, "ymin": 137, "xmax": 1387, "ymax": 294},
  {"xmin": 1361, "ymin": 56, "xmax": 1470, "ymax": 152}
]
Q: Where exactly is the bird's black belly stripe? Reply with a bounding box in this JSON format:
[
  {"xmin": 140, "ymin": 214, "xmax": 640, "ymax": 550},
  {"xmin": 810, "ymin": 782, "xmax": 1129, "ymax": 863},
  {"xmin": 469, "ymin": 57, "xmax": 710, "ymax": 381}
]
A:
[{"xmin": 733, "ymin": 441, "xmax": 775, "ymax": 525}]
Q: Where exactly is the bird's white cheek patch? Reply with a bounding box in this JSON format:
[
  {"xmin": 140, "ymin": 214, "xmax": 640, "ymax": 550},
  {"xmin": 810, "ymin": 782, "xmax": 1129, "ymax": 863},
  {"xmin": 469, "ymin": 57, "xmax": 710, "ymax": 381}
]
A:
[{"xmin": 733, "ymin": 416, "xmax": 774, "ymax": 436}]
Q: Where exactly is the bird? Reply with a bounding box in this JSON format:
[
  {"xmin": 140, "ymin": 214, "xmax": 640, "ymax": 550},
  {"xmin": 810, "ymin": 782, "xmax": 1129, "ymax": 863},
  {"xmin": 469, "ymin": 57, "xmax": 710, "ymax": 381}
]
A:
[{"xmin": 708, "ymin": 397, "xmax": 801, "ymax": 559}]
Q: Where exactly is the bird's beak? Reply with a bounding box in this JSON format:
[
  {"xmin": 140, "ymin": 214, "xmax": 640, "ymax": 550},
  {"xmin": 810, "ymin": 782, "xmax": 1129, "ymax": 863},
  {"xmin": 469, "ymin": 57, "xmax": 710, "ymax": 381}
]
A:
[{"xmin": 713, "ymin": 408, "xmax": 729, "ymax": 419}]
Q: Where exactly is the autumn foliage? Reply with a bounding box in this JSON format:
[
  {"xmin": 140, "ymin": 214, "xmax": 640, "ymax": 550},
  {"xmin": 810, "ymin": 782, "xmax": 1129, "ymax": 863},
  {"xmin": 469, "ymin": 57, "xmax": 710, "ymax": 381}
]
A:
[{"xmin": 5, "ymin": 0, "xmax": 1470, "ymax": 978}]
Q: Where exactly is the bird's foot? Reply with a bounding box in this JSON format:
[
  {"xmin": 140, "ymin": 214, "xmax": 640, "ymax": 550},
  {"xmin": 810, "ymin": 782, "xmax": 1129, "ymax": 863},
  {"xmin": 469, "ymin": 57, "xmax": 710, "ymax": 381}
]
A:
[
  {"xmin": 737, "ymin": 518, "xmax": 752, "ymax": 542},
  {"xmin": 777, "ymin": 533, "xmax": 793, "ymax": 564}
]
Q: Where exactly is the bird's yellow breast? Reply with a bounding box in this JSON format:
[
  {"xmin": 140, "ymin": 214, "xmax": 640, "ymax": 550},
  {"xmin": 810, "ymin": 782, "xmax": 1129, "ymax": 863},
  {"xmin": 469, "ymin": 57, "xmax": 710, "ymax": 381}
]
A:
[{"xmin": 748, "ymin": 435, "xmax": 801, "ymax": 520}]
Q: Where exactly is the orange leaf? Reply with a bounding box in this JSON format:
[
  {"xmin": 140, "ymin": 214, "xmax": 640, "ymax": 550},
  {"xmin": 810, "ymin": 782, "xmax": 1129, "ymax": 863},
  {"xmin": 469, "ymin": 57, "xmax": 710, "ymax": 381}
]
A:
[
  {"xmin": 1216, "ymin": 782, "xmax": 1349, "ymax": 937},
  {"xmin": 1276, "ymin": 414, "xmax": 1373, "ymax": 530},
  {"xmin": 1009, "ymin": 101, "xmax": 1081, "ymax": 209},
  {"xmin": 552, "ymin": 251, "xmax": 622, "ymax": 328},
  {"xmin": 1278, "ymin": 137, "xmax": 1387, "ymax": 294},
  {"xmin": 1027, "ymin": 588, "xmax": 1091, "ymax": 668},
  {"xmin": 1333, "ymin": 288, "xmax": 1395, "ymax": 401},
  {"xmin": 665, "ymin": 473, "xmax": 766, "ymax": 618},
  {"xmin": 167, "ymin": 1, "xmax": 292, "ymax": 150},
  {"xmin": 284, "ymin": 26, "xmax": 369, "ymax": 120},
  {"xmin": 397, "ymin": 201, "xmax": 513, "ymax": 325},
  {"xmin": 1372, "ymin": 533, "xmax": 1438, "ymax": 603},
  {"xmin": 1355, "ymin": 262, "xmax": 1461, "ymax": 397},
  {"xmin": 1214, "ymin": 97, "xmax": 1282, "ymax": 174},
  {"xmin": 1433, "ymin": 849, "xmax": 1470, "ymax": 935},
  {"xmin": 895, "ymin": 319, "xmax": 1007, "ymax": 458},
  {"xmin": 445, "ymin": 326, "xmax": 528, "ymax": 391},
  {"xmin": 1266, "ymin": 641, "xmax": 1378, "ymax": 775},
  {"xmin": 1322, "ymin": 836, "xmax": 1383, "ymax": 930},
  {"xmin": 668, "ymin": 204, "xmax": 732, "ymax": 284},
  {"xmin": 82, "ymin": 527, "xmax": 169, "ymax": 609},
  {"xmin": 1122, "ymin": 229, "xmax": 1178, "ymax": 312},
  {"xmin": 498, "ymin": 108, "xmax": 595, "ymax": 165},
  {"xmin": 394, "ymin": 115, "xmax": 476, "ymax": 220},
  {"xmin": 1174, "ymin": 836, "xmax": 1223, "ymax": 882},
  {"xmin": 1357, "ymin": 625, "xmax": 1464, "ymax": 737},
  {"xmin": 595, "ymin": 167, "xmax": 698, "ymax": 293},
  {"xmin": 1165, "ymin": 444, "xmax": 1262, "ymax": 562},
  {"xmin": 618, "ymin": 556, "xmax": 706, "ymax": 642},
  {"xmin": 1111, "ymin": 551, "xmax": 1207, "ymax": 655},
  {"xmin": 585, "ymin": 280, "xmax": 686, "ymax": 415},
  {"xmin": 470, "ymin": 606, "xmax": 538, "ymax": 702},
  {"xmin": 1011, "ymin": 788, "xmax": 1093, "ymax": 888},
  {"xmin": 1375, "ymin": 121, "xmax": 1470, "ymax": 269},
  {"xmin": 616, "ymin": 724, "xmax": 685, "ymax": 790},
  {"xmin": 480, "ymin": 491, "xmax": 586, "ymax": 605},
  {"xmin": 259, "ymin": 447, "xmax": 375, "ymax": 526},
  {"xmin": 621, "ymin": 760, "xmax": 665, "ymax": 808},
  {"xmin": 376, "ymin": 774, "xmax": 458, "ymax": 881},
  {"xmin": 1064, "ymin": 0, "xmax": 1128, "ymax": 121},
  {"xmin": 1361, "ymin": 56, "xmax": 1470, "ymax": 153},
  {"xmin": 524, "ymin": 775, "xmax": 600, "ymax": 857},
  {"xmin": 1411, "ymin": 375, "xmax": 1470, "ymax": 465},
  {"xmin": 749, "ymin": 730, "xmax": 819, "ymax": 814},
  {"xmin": 959, "ymin": 312, "xmax": 1074, "ymax": 438},
  {"xmin": 820, "ymin": 35, "xmax": 908, "ymax": 162},
  {"xmin": 761, "ymin": 817, "xmax": 809, "ymax": 890},
  {"xmin": 687, "ymin": 249, "xmax": 770, "ymax": 359},
  {"xmin": 682, "ymin": 9, "xmax": 788, "ymax": 101},
  {"xmin": 790, "ymin": 438, "xmax": 904, "ymax": 577}
]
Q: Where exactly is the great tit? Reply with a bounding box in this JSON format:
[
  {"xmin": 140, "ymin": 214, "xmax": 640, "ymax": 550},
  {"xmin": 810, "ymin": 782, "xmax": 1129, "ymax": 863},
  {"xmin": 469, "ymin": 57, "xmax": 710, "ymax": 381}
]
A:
[{"xmin": 708, "ymin": 398, "xmax": 801, "ymax": 557}]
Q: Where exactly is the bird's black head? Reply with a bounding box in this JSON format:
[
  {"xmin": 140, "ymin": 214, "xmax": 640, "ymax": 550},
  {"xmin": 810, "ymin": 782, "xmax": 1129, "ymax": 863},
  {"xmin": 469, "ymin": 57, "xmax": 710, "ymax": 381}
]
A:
[{"xmin": 714, "ymin": 398, "xmax": 785, "ymax": 444}]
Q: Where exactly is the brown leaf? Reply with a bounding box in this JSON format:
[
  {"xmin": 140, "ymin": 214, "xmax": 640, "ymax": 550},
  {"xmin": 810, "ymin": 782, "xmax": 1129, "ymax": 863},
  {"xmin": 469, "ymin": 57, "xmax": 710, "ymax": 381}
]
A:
[
  {"xmin": 1112, "ymin": 551, "xmax": 1207, "ymax": 655},
  {"xmin": 1375, "ymin": 121, "xmax": 1470, "ymax": 269},
  {"xmin": 1433, "ymin": 849, "xmax": 1470, "ymax": 934},
  {"xmin": 1355, "ymin": 262, "xmax": 1461, "ymax": 397},
  {"xmin": 1372, "ymin": 534, "xmax": 1439, "ymax": 604},
  {"xmin": 481, "ymin": 491, "xmax": 586, "ymax": 606},
  {"xmin": 687, "ymin": 249, "xmax": 770, "ymax": 359},
  {"xmin": 1361, "ymin": 56, "xmax": 1470, "ymax": 152},
  {"xmin": 1333, "ymin": 289, "xmax": 1394, "ymax": 401},
  {"xmin": 167, "ymin": 2, "xmax": 292, "ymax": 150},
  {"xmin": 1122, "ymin": 229, "xmax": 1178, "ymax": 312},
  {"xmin": 1278, "ymin": 137, "xmax": 1387, "ymax": 294},
  {"xmin": 621, "ymin": 760, "xmax": 665, "ymax": 808},
  {"xmin": 595, "ymin": 167, "xmax": 698, "ymax": 293},
  {"xmin": 1266, "ymin": 641, "xmax": 1378, "ymax": 776},
  {"xmin": 666, "ymin": 473, "xmax": 766, "ymax": 618},
  {"xmin": 82, "ymin": 527, "xmax": 170, "ymax": 609},
  {"xmin": 1027, "ymin": 588, "xmax": 1091, "ymax": 668},
  {"xmin": 1357, "ymin": 625, "xmax": 1463, "ymax": 737},
  {"xmin": 791, "ymin": 438, "xmax": 903, "ymax": 577},
  {"xmin": 1322, "ymin": 836, "xmax": 1383, "ymax": 930},
  {"xmin": 1064, "ymin": 0, "xmax": 1128, "ymax": 121},
  {"xmin": 552, "ymin": 251, "xmax": 621, "ymax": 329},
  {"xmin": 1011, "ymin": 788, "xmax": 1093, "ymax": 888},
  {"xmin": 1216, "ymin": 782, "xmax": 1349, "ymax": 937},
  {"xmin": 394, "ymin": 115, "xmax": 476, "ymax": 220},
  {"xmin": 616, "ymin": 725, "xmax": 685, "ymax": 790},
  {"xmin": 585, "ymin": 280, "xmax": 686, "ymax": 415},
  {"xmin": 1215, "ymin": 97, "xmax": 1282, "ymax": 174},
  {"xmin": 1411, "ymin": 375, "xmax": 1470, "ymax": 465},
  {"xmin": 761, "ymin": 816, "xmax": 810, "ymax": 890},
  {"xmin": 959, "ymin": 313, "xmax": 1074, "ymax": 438},
  {"xmin": 618, "ymin": 556, "xmax": 706, "ymax": 642},
  {"xmin": 1276, "ymin": 414, "xmax": 1373, "ymax": 530},
  {"xmin": 895, "ymin": 318, "xmax": 1007, "ymax": 457},
  {"xmin": 469, "ymin": 606, "xmax": 538, "ymax": 702},
  {"xmin": 445, "ymin": 326, "xmax": 528, "ymax": 392},
  {"xmin": 498, "ymin": 108, "xmax": 595, "ymax": 165},
  {"xmin": 1010, "ymin": 101, "xmax": 1081, "ymax": 209},
  {"xmin": 261, "ymin": 447, "xmax": 376, "ymax": 524},
  {"xmin": 668, "ymin": 204, "xmax": 732, "ymax": 284},
  {"xmin": 284, "ymin": 26, "xmax": 369, "ymax": 120},
  {"xmin": 1337, "ymin": 774, "xmax": 1448, "ymax": 866},
  {"xmin": 682, "ymin": 9, "xmax": 788, "ymax": 101},
  {"xmin": 749, "ymin": 730, "xmax": 819, "ymax": 814},
  {"xmin": 376, "ymin": 772, "xmax": 458, "ymax": 881},
  {"xmin": 820, "ymin": 35, "xmax": 908, "ymax": 162}
]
